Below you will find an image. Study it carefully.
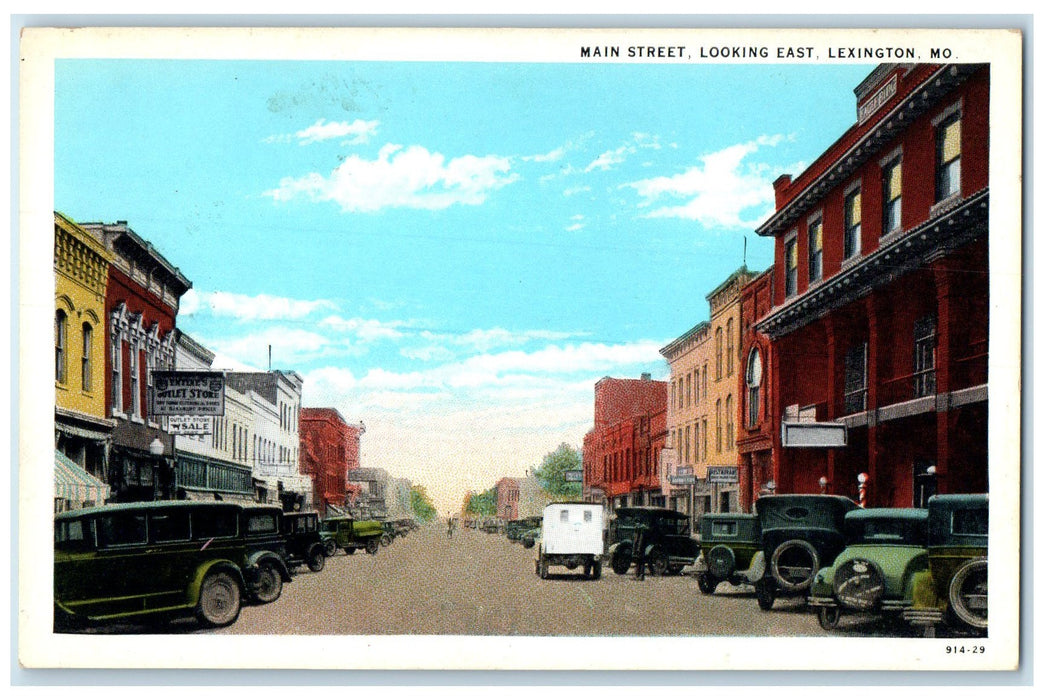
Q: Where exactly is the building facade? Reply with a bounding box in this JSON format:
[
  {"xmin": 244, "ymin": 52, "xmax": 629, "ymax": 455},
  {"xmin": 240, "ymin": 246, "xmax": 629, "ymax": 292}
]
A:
[
  {"xmin": 300, "ymin": 407, "xmax": 354, "ymax": 516},
  {"xmin": 81, "ymin": 220, "xmax": 191, "ymax": 502},
  {"xmin": 750, "ymin": 63, "xmax": 989, "ymax": 507},
  {"xmin": 495, "ymin": 477, "xmax": 520, "ymax": 521},
  {"xmin": 735, "ymin": 268, "xmax": 776, "ymax": 512},
  {"xmin": 582, "ymin": 374, "xmax": 668, "ymax": 509},
  {"xmin": 54, "ymin": 212, "xmax": 115, "ymax": 509},
  {"xmin": 172, "ymin": 332, "xmax": 254, "ymax": 504}
]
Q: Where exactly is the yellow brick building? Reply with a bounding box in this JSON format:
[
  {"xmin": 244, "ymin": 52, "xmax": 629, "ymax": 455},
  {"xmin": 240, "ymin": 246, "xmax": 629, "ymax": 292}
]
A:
[{"xmin": 54, "ymin": 211, "xmax": 115, "ymax": 495}]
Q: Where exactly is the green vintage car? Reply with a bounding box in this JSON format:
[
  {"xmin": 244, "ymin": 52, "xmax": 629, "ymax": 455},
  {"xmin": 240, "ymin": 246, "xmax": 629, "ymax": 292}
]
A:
[
  {"xmin": 752, "ymin": 495, "xmax": 861, "ymax": 610},
  {"xmin": 807, "ymin": 508, "xmax": 929, "ymax": 630},
  {"xmin": 54, "ymin": 501, "xmax": 264, "ymax": 629},
  {"xmin": 239, "ymin": 505, "xmax": 294, "ymax": 603},
  {"xmin": 280, "ymin": 511, "xmax": 327, "ymax": 573},
  {"xmin": 694, "ymin": 513, "xmax": 764, "ymax": 594},
  {"xmin": 320, "ymin": 516, "xmax": 384, "ymax": 556},
  {"xmin": 903, "ymin": 494, "xmax": 988, "ymax": 636}
]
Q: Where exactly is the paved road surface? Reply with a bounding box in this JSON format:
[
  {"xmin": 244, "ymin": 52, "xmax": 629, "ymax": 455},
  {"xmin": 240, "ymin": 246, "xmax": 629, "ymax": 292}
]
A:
[{"xmin": 205, "ymin": 524, "xmax": 870, "ymax": 637}]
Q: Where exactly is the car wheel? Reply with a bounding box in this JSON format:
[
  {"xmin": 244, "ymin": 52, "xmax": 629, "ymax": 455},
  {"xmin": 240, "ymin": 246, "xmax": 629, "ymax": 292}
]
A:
[
  {"xmin": 344, "ymin": 547, "xmax": 356, "ymax": 555},
  {"xmin": 538, "ymin": 555, "xmax": 549, "ymax": 580},
  {"xmin": 697, "ymin": 572, "xmax": 719, "ymax": 595},
  {"xmin": 196, "ymin": 571, "xmax": 241, "ymax": 627},
  {"xmin": 323, "ymin": 540, "xmax": 337, "ymax": 557},
  {"xmin": 591, "ymin": 560, "xmax": 602, "ymax": 580},
  {"xmin": 252, "ymin": 562, "xmax": 283, "ymax": 604},
  {"xmin": 707, "ymin": 545, "xmax": 737, "ymax": 580},
  {"xmin": 833, "ymin": 558, "xmax": 885, "ymax": 611},
  {"xmin": 381, "ymin": 534, "xmax": 393, "ymax": 547},
  {"xmin": 307, "ymin": 548, "xmax": 326, "ymax": 573},
  {"xmin": 648, "ymin": 547, "xmax": 669, "ymax": 576},
  {"xmin": 611, "ymin": 547, "xmax": 632, "ymax": 575},
  {"xmin": 818, "ymin": 606, "xmax": 842, "ymax": 631},
  {"xmin": 770, "ymin": 540, "xmax": 820, "ymax": 593},
  {"xmin": 948, "ymin": 557, "xmax": 988, "ymax": 630},
  {"xmin": 365, "ymin": 538, "xmax": 380, "ymax": 555},
  {"xmin": 755, "ymin": 579, "xmax": 776, "ymax": 611}
]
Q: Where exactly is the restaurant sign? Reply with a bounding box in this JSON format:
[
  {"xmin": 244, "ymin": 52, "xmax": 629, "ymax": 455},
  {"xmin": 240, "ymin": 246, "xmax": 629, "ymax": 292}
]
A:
[
  {"xmin": 150, "ymin": 371, "xmax": 225, "ymax": 416},
  {"xmin": 707, "ymin": 466, "xmax": 739, "ymax": 484}
]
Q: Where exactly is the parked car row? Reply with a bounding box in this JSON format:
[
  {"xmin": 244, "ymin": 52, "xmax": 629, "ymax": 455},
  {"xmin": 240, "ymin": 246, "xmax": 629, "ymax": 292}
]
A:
[
  {"xmin": 54, "ymin": 501, "xmax": 404, "ymax": 632},
  {"xmin": 694, "ymin": 493, "xmax": 988, "ymax": 637}
]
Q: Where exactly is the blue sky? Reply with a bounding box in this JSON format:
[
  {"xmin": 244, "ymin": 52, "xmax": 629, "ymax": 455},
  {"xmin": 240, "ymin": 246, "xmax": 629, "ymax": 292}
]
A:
[{"xmin": 54, "ymin": 59, "xmax": 873, "ymax": 513}]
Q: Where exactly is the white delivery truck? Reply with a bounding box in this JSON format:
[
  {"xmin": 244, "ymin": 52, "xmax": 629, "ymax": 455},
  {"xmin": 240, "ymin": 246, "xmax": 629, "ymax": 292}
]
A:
[{"xmin": 535, "ymin": 502, "xmax": 605, "ymax": 580}]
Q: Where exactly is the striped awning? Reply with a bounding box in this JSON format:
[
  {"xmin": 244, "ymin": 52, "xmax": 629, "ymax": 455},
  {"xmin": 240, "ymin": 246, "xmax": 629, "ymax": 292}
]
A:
[{"xmin": 55, "ymin": 450, "xmax": 110, "ymax": 504}]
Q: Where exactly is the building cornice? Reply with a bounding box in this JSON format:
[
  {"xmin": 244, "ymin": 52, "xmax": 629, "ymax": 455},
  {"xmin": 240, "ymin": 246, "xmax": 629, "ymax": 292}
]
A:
[{"xmin": 755, "ymin": 188, "xmax": 988, "ymax": 339}]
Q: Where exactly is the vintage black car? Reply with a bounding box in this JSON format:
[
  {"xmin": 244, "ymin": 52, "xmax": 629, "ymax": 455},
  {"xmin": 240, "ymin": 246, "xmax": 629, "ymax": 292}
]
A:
[
  {"xmin": 808, "ymin": 508, "xmax": 930, "ymax": 630},
  {"xmin": 752, "ymin": 494, "xmax": 860, "ymax": 610},
  {"xmin": 54, "ymin": 501, "xmax": 274, "ymax": 629},
  {"xmin": 607, "ymin": 507, "xmax": 699, "ymax": 576},
  {"xmin": 280, "ymin": 511, "xmax": 327, "ymax": 573},
  {"xmin": 239, "ymin": 505, "xmax": 294, "ymax": 604},
  {"xmin": 903, "ymin": 494, "xmax": 988, "ymax": 636},
  {"xmin": 694, "ymin": 513, "xmax": 763, "ymax": 594}
]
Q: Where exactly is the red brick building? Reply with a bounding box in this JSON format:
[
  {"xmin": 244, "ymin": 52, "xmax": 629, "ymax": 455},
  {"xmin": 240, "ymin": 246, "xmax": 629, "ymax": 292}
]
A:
[
  {"xmin": 300, "ymin": 408, "xmax": 363, "ymax": 516},
  {"xmin": 582, "ymin": 374, "xmax": 668, "ymax": 508},
  {"xmin": 735, "ymin": 269, "xmax": 776, "ymax": 512},
  {"xmin": 495, "ymin": 477, "xmax": 519, "ymax": 521},
  {"xmin": 746, "ymin": 63, "xmax": 989, "ymax": 508},
  {"xmin": 82, "ymin": 221, "xmax": 191, "ymax": 502}
]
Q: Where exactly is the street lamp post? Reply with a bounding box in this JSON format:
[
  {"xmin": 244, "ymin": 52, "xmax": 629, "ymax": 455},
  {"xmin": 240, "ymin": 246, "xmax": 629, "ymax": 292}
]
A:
[{"xmin": 149, "ymin": 438, "xmax": 165, "ymax": 501}]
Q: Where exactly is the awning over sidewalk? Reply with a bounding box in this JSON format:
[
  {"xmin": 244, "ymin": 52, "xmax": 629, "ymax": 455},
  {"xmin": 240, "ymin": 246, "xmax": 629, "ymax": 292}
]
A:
[{"xmin": 55, "ymin": 449, "xmax": 110, "ymax": 504}]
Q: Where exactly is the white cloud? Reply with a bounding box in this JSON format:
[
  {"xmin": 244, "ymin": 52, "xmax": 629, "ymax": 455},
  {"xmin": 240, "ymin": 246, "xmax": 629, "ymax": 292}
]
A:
[
  {"xmin": 523, "ymin": 147, "xmax": 565, "ymax": 163},
  {"xmin": 263, "ymin": 143, "xmax": 519, "ymax": 212},
  {"xmin": 264, "ymin": 118, "xmax": 379, "ymax": 145},
  {"xmin": 625, "ymin": 134, "xmax": 787, "ymax": 228},
  {"xmin": 319, "ymin": 315, "xmax": 406, "ymax": 343},
  {"xmin": 585, "ymin": 144, "xmax": 635, "ymax": 173},
  {"xmin": 179, "ymin": 290, "xmax": 336, "ymax": 321},
  {"xmin": 563, "ymin": 185, "xmax": 591, "ymax": 197}
]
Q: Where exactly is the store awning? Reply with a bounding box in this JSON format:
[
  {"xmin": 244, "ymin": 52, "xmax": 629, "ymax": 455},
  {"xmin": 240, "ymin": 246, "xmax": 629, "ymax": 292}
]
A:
[{"xmin": 55, "ymin": 450, "xmax": 110, "ymax": 504}]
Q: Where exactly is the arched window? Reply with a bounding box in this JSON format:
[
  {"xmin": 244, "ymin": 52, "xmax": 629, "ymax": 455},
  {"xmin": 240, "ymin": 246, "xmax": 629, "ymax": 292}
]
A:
[
  {"xmin": 55, "ymin": 310, "xmax": 67, "ymax": 384},
  {"xmin": 726, "ymin": 319, "xmax": 735, "ymax": 376},
  {"xmin": 725, "ymin": 394, "xmax": 734, "ymax": 449},
  {"xmin": 715, "ymin": 328, "xmax": 723, "ymax": 380},
  {"xmin": 746, "ymin": 347, "xmax": 763, "ymax": 429},
  {"xmin": 81, "ymin": 322, "xmax": 93, "ymax": 392},
  {"xmin": 715, "ymin": 399, "xmax": 722, "ymax": 453}
]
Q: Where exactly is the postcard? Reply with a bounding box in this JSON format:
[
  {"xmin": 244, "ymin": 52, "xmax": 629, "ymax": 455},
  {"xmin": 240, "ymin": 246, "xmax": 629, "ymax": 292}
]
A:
[{"xmin": 18, "ymin": 25, "xmax": 1022, "ymax": 673}]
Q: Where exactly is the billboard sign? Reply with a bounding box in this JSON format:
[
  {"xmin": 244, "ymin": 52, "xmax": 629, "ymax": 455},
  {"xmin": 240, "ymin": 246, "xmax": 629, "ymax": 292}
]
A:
[
  {"xmin": 167, "ymin": 415, "xmax": 213, "ymax": 436},
  {"xmin": 707, "ymin": 466, "xmax": 739, "ymax": 484},
  {"xmin": 150, "ymin": 371, "xmax": 225, "ymax": 416}
]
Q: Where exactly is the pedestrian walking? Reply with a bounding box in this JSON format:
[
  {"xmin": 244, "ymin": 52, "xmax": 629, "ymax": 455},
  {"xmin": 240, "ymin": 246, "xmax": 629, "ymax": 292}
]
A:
[
  {"xmin": 632, "ymin": 522, "xmax": 648, "ymax": 581},
  {"xmin": 447, "ymin": 518, "xmax": 455, "ymax": 540}
]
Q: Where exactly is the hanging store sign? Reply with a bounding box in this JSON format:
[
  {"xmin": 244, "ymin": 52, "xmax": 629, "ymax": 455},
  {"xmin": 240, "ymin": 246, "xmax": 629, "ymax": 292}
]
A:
[
  {"xmin": 167, "ymin": 415, "xmax": 213, "ymax": 436},
  {"xmin": 676, "ymin": 466, "xmax": 694, "ymax": 477},
  {"xmin": 781, "ymin": 421, "xmax": 848, "ymax": 448},
  {"xmin": 564, "ymin": 470, "xmax": 584, "ymax": 482},
  {"xmin": 150, "ymin": 371, "xmax": 225, "ymax": 416},
  {"xmin": 669, "ymin": 475, "xmax": 696, "ymax": 485},
  {"xmin": 707, "ymin": 466, "xmax": 739, "ymax": 484}
]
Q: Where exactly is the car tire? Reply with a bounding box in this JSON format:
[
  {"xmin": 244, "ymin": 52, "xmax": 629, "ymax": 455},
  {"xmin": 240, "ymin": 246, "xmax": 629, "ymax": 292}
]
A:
[
  {"xmin": 365, "ymin": 538, "xmax": 380, "ymax": 555},
  {"xmin": 252, "ymin": 561, "xmax": 283, "ymax": 604},
  {"xmin": 833, "ymin": 558, "xmax": 885, "ymax": 611},
  {"xmin": 196, "ymin": 570, "xmax": 242, "ymax": 628},
  {"xmin": 646, "ymin": 547, "xmax": 669, "ymax": 576},
  {"xmin": 697, "ymin": 572, "xmax": 719, "ymax": 595},
  {"xmin": 591, "ymin": 560, "xmax": 602, "ymax": 580},
  {"xmin": 770, "ymin": 540, "xmax": 820, "ymax": 593},
  {"xmin": 611, "ymin": 547, "xmax": 632, "ymax": 575},
  {"xmin": 755, "ymin": 578, "xmax": 776, "ymax": 611},
  {"xmin": 344, "ymin": 547, "xmax": 356, "ymax": 555},
  {"xmin": 707, "ymin": 545, "xmax": 736, "ymax": 580},
  {"xmin": 307, "ymin": 547, "xmax": 326, "ymax": 573},
  {"xmin": 948, "ymin": 557, "xmax": 988, "ymax": 630},
  {"xmin": 381, "ymin": 534, "xmax": 393, "ymax": 547},
  {"xmin": 817, "ymin": 606, "xmax": 842, "ymax": 631},
  {"xmin": 323, "ymin": 540, "xmax": 337, "ymax": 557}
]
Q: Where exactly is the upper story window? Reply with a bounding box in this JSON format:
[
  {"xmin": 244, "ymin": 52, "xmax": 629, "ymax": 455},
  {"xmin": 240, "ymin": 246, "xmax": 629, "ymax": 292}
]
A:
[
  {"xmin": 935, "ymin": 108, "xmax": 962, "ymax": 202},
  {"xmin": 882, "ymin": 155, "xmax": 903, "ymax": 234},
  {"xmin": 746, "ymin": 347, "xmax": 762, "ymax": 429},
  {"xmin": 843, "ymin": 342, "xmax": 868, "ymax": 414},
  {"xmin": 715, "ymin": 399, "xmax": 723, "ymax": 453},
  {"xmin": 714, "ymin": 327, "xmax": 723, "ymax": 380},
  {"xmin": 784, "ymin": 235, "xmax": 798, "ymax": 297},
  {"xmin": 726, "ymin": 319, "xmax": 735, "ymax": 376},
  {"xmin": 913, "ymin": 315, "xmax": 937, "ymax": 398},
  {"xmin": 807, "ymin": 217, "xmax": 823, "ymax": 283},
  {"xmin": 55, "ymin": 310, "xmax": 67, "ymax": 385},
  {"xmin": 81, "ymin": 323, "xmax": 92, "ymax": 392},
  {"xmin": 129, "ymin": 341, "xmax": 141, "ymax": 418},
  {"xmin": 111, "ymin": 336, "xmax": 122, "ymax": 414},
  {"xmin": 844, "ymin": 187, "xmax": 862, "ymax": 260},
  {"xmin": 694, "ymin": 369, "xmax": 700, "ymax": 403}
]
